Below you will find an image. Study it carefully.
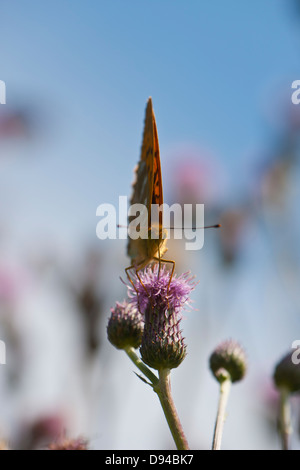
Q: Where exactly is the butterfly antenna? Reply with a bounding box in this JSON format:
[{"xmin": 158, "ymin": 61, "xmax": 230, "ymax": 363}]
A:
[
  {"xmin": 118, "ymin": 224, "xmax": 221, "ymax": 229},
  {"xmin": 168, "ymin": 224, "xmax": 221, "ymax": 230}
]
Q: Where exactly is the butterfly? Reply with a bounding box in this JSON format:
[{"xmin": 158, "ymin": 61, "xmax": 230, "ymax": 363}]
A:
[{"xmin": 125, "ymin": 98, "xmax": 175, "ymax": 293}]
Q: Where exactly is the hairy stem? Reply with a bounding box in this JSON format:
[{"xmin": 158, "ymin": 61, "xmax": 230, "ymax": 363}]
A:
[
  {"xmin": 279, "ymin": 386, "xmax": 291, "ymax": 451},
  {"xmin": 212, "ymin": 377, "xmax": 231, "ymax": 450},
  {"xmin": 155, "ymin": 368, "xmax": 190, "ymax": 450},
  {"xmin": 124, "ymin": 346, "xmax": 159, "ymax": 385},
  {"xmin": 124, "ymin": 350, "xmax": 189, "ymax": 449}
]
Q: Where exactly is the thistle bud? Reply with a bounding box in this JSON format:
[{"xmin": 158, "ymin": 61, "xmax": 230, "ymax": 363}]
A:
[
  {"xmin": 273, "ymin": 352, "xmax": 300, "ymax": 394},
  {"xmin": 140, "ymin": 305, "xmax": 187, "ymax": 370},
  {"xmin": 210, "ymin": 340, "xmax": 247, "ymax": 383},
  {"xmin": 107, "ymin": 301, "xmax": 143, "ymax": 350}
]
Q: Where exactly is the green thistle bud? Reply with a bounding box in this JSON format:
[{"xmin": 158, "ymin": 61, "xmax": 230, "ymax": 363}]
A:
[
  {"xmin": 107, "ymin": 301, "xmax": 143, "ymax": 350},
  {"xmin": 209, "ymin": 340, "xmax": 247, "ymax": 383},
  {"xmin": 140, "ymin": 306, "xmax": 187, "ymax": 370},
  {"xmin": 273, "ymin": 352, "xmax": 300, "ymax": 394}
]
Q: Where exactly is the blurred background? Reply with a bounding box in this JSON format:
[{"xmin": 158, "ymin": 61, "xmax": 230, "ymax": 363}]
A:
[{"xmin": 0, "ymin": 0, "xmax": 300, "ymax": 450}]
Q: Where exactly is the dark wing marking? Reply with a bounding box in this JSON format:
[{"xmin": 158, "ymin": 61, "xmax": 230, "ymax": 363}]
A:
[{"xmin": 152, "ymin": 110, "xmax": 163, "ymax": 228}]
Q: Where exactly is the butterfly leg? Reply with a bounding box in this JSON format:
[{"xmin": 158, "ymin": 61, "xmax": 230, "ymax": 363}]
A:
[
  {"xmin": 136, "ymin": 266, "xmax": 155, "ymax": 312},
  {"xmin": 125, "ymin": 265, "xmax": 137, "ymax": 293},
  {"xmin": 153, "ymin": 257, "xmax": 175, "ymax": 309},
  {"xmin": 125, "ymin": 265, "xmax": 152, "ymax": 313},
  {"xmin": 154, "ymin": 258, "xmax": 175, "ymax": 289},
  {"xmin": 125, "ymin": 265, "xmax": 142, "ymax": 312},
  {"xmin": 157, "ymin": 246, "xmax": 162, "ymax": 279}
]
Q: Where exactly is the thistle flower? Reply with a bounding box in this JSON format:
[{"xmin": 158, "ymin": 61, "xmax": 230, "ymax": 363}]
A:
[
  {"xmin": 129, "ymin": 265, "xmax": 194, "ymax": 370},
  {"xmin": 108, "ymin": 266, "xmax": 193, "ymax": 450},
  {"xmin": 209, "ymin": 339, "xmax": 247, "ymax": 383},
  {"xmin": 107, "ymin": 300, "xmax": 144, "ymax": 350}
]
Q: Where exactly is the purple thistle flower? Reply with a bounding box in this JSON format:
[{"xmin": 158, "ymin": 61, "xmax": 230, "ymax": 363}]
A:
[
  {"xmin": 128, "ymin": 265, "xmax": 195, "ymax": 316},
  {"xmin": 128, "ymin": 265, "xmax": 195, "ymax": 370}
]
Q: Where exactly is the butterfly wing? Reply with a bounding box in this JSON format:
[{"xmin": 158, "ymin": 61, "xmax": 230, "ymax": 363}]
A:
[
  {"xmin": 127, "ymin": 98, "xmax": 164, "ymax": 265},
  {"xmin": 152, "ymin": 107, "xmax": 163, "ymax": 223},
  {"xmin": 129, "ymin": 98, "xmax": 154, "ymax": 210}
]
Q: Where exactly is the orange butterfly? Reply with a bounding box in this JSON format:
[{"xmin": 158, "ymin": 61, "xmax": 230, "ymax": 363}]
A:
[{"xmin": 126, "ymin": 98, "xmax": 175, "ymax": 292}]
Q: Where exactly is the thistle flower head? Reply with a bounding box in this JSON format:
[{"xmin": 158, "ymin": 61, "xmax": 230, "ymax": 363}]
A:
[
  {"xmin": 107, "ymin": 300, "xmax": 144, "ymax": 350},
  {"xmin": 273, "ymin": 351, "xmax": 300, "ymax": 394},
  {"xmin": 129, "ymin": 265, "xmax": 195, "ymax": 370},
  {"xmin": 209, "ymin": 339, "xmax": 247, "ymax": 383},
  {"xmin": 129, "ymin": 265, "xmax": 195, "ymax": 316}
]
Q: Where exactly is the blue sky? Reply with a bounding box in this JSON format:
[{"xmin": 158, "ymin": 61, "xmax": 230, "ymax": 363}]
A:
[{"xmin": 1, "ymin": 0, "xmax": 299, "ymax": 249}]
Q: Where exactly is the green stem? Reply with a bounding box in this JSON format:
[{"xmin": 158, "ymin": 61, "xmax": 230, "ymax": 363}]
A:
[
  {"xmin": 155, "ymin": 368, "xmax": 190, "ymax": 450},
  {"xmin": 124, "ymin": 346, "xmax": 159, "ymax": 385},
  {"xmin": 212, "ymin": 377, "xmax": 231, "ymax": 450},
  {"xmin": 124, "ymin": 349, "xmax": 189, "ymax": 450},
  {"xmin": 279, "ymin": 386, "xmax": 291, "ymax": 451}
]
